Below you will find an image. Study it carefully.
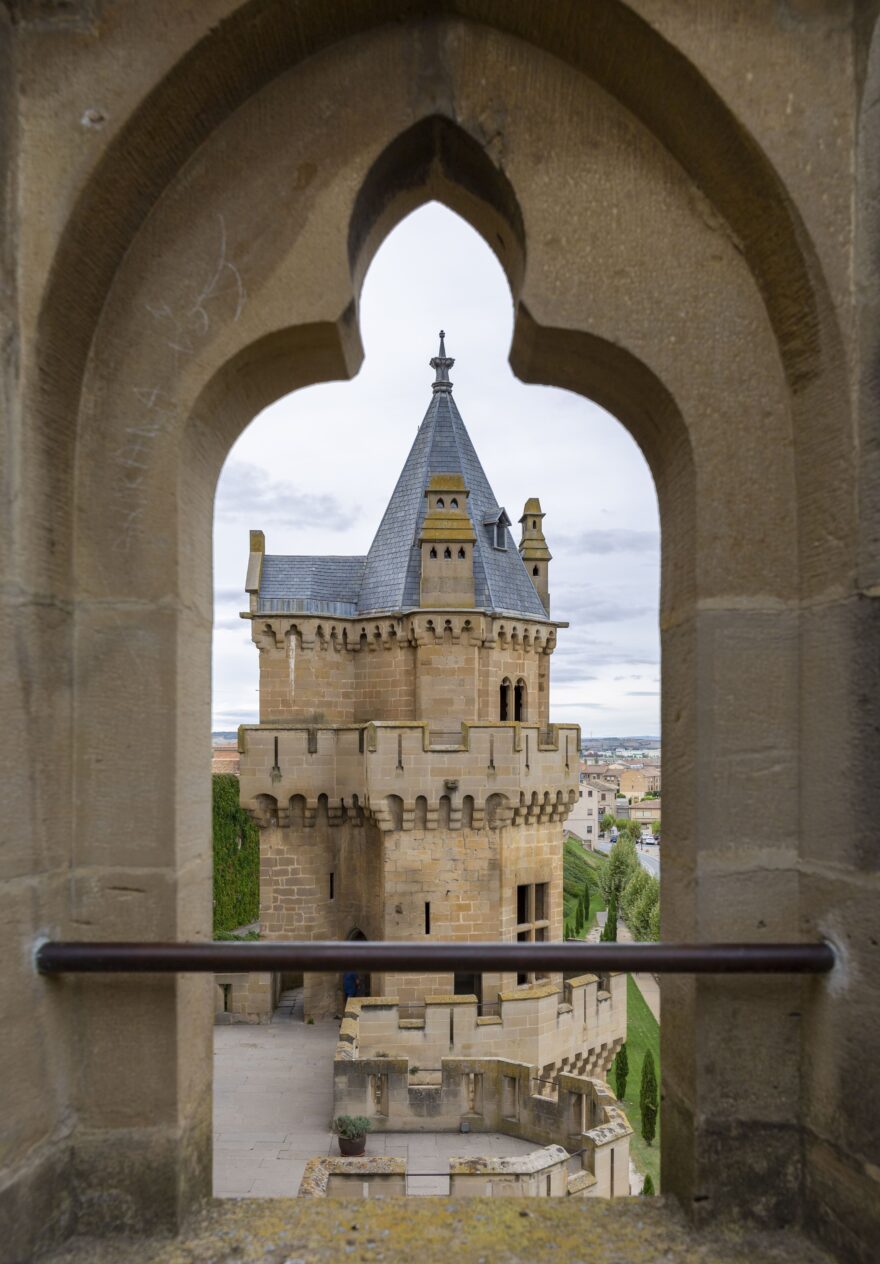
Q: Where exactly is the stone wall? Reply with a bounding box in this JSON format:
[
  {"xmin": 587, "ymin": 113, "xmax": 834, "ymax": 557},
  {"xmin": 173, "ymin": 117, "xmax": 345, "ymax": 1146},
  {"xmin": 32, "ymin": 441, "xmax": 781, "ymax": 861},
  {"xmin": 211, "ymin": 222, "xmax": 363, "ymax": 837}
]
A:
[
  {"xmin": 213, "ymin": 972, "xmax": 277, "ymax": 1024},
  {"xmin": 4, "ymin": 4, "xmax": 876, "ymax": 1259},
  {"xmin": 339, "ymin": 976, "xmax": 625, "ymax": 1082},
  {"xmin": 332, "ymin": 1041, "xmax": 631, "ymax": 1200},
  {"xmin": 250, "ymin": 613, "xmax": 557, "ymax": 726}
]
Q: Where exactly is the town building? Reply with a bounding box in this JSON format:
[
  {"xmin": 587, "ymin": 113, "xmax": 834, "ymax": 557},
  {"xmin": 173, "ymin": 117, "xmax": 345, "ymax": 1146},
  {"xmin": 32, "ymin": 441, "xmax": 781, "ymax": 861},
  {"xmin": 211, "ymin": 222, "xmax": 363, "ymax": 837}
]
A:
[
  {"xmin": 568, "ymin": 778, "xmax": 619, "ymax": 845},
  {"xmin": 619, "ymin": 766, "xmax": 661, "ymax": 799}
]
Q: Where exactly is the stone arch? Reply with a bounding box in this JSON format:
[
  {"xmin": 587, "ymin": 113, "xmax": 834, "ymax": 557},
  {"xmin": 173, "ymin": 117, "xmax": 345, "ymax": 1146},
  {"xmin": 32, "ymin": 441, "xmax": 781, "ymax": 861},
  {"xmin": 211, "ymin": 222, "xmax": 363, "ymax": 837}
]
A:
[
  {"xmin": 514, "ymin": 677, "xmax": 527, "ymax": 722},
  {"xmin": 485, "ymin": 792, "xmax": 509, "ymax": 829},
  {"xmin": 414, "ymin": 795, "xmax": 428, "ymax": 830},
  {"xmin": 289, "ymin": 794, "xmax": 306, "ymax": 829},
  {"xmin": 438, "ymin": 794, "xmax": 451, "ymax": 828},
  {"xmin": 385, "ymin": 795, "xmax": 404, "ymax": 832},
  {"xmin": 462, "ymin": 794, "xmax": 475, "ymax": 829},
  {"xmin": 20, "ymin": 7, "xmax": 859, "ymax": 1246}
]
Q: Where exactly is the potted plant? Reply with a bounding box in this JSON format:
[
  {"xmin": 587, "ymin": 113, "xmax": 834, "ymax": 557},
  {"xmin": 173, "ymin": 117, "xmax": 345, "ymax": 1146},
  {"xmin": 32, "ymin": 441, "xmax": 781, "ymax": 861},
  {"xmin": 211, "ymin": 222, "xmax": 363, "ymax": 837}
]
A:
[{"xmin": 332, "ymin": 1114, "xmax": 372, "ymax": 1156}]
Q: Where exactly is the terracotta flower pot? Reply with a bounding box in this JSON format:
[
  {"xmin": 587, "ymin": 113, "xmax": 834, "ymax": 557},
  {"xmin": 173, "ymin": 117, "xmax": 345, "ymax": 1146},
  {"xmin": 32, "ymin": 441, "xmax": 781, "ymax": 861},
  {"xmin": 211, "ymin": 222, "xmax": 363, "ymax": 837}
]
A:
[{"xmin": 338, "ymin": 1134, "xmax": 366, "ymax": 1156}]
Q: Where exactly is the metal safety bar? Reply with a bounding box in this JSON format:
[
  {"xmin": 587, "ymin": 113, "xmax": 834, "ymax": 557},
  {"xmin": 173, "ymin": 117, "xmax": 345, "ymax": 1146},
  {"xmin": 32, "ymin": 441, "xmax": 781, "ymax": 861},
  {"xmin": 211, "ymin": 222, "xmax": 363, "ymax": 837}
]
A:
[{"xmin": 35, "ymin": 940, "xmax": 835, "ymax": 975}]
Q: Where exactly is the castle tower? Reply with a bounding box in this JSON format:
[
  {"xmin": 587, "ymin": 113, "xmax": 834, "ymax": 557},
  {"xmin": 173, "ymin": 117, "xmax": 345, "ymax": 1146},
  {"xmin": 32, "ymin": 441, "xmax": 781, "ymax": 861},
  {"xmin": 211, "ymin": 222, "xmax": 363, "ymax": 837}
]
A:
[
  {"xmin": 519, "ymin": 498, "xmax": 551, "ymax": 614},
  {"xmin": 238, "ymin": 334, "xmax": 579, "ymax": 1018}
]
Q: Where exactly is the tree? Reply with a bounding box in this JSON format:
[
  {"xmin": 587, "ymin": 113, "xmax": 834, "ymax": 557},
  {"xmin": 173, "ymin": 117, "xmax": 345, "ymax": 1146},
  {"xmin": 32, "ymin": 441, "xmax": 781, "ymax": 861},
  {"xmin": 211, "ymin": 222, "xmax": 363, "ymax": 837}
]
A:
[
  {"xmin": 599, "ymin": 836, "xmax": 639, "ymax": 903},
  {"xmin": 600, "ymin": 812, "xmax": 616, "ymax": 833},
  {"xmin": 613, "ymin": 1041, "xmax": 628, "ymax": 1100},
  {"xmin": 600, "ymin": 895, "xmax": 618, "ymax": 942},
  {"xmin": 632, "ymin": 881, "xmax": 659, "ymax": 941},
  {"xmin": 574, "ymin": 901, "xmax": 583, "ymax": 935},
  {"xmin": 621, "ymin": 867, "xmax": 650, "ymax": 925},
  {"xmin": 640, "ymin": 1050, "xmax": 659, "ymax": 1146},
  {"xmin": 641, "ymin": 1174, "xmax": 656, "ymax": 1196},
  {"xmin": 580, "ymin": 883, "xmax": 590, "ymax": 927},
  {"xmin": 647, "ymin": 896, "xmax": 661, "ymax": 942}
]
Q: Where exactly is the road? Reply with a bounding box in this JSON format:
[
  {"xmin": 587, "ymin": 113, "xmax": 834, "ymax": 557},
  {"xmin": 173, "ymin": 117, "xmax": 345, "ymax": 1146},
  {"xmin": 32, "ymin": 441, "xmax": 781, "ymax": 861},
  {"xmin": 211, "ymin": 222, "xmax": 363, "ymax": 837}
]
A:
[{"xmin": 593, "ymin": 835, "xmax": 660, "ymax": 876}]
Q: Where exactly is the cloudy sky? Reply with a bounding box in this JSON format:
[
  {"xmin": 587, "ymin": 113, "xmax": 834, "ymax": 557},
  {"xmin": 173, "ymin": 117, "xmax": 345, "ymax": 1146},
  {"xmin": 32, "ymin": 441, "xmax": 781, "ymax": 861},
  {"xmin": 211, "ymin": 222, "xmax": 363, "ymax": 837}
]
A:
[{"xmin": 212, "ymin": 204, "xmax": 660, "ymax": 736}]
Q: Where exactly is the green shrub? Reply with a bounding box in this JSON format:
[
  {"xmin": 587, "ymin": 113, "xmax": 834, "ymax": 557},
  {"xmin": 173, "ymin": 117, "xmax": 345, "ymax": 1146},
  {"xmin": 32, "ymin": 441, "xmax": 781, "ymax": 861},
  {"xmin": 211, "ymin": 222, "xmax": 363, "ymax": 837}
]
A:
[
  {"xmin": 212, "ymin": 773, "xmax": 260, "ymax": 936},
  {"xmin": 640, "ymin": 1049, "xmax": 659, "ymax": 1146},
  {"xmin": 641, "ymin": 1173, "xmax": 656, "ymax": 1196},
  {"xmin": 332, "ymin": 1114, "xmax": 373, "ymax": 1140},
  {"xmin": 613, "ymin": 1042, "xmax": 629, "ymax": 1101}
]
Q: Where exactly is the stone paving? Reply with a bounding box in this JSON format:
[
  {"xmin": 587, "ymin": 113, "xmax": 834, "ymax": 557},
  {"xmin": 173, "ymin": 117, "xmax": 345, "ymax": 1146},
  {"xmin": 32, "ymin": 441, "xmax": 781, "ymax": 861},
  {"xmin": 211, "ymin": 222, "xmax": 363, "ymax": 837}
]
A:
[{"xmin": 213, "ymin": 990, "xmax": 538, "ymax": 1198}]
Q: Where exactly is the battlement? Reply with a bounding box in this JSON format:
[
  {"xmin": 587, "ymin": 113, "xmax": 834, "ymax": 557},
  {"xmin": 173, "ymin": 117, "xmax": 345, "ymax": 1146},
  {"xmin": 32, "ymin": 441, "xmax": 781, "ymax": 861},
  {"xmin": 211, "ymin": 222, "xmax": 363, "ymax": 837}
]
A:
[
  {"xmin": 239, "ymin": 721, "xmax": 579, "ymax": 830},
  {"xmin": 336, "ymin": 974, "xmax": 625, "ymax": 1081}
]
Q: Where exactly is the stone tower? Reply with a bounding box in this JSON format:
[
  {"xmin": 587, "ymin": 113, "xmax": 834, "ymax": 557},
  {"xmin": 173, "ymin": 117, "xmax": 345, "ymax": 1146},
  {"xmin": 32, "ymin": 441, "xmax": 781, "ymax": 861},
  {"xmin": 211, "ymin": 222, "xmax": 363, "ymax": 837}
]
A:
[{"xmin": 239, "ymin": 335, "xmax": 579, "ymax": 1018}]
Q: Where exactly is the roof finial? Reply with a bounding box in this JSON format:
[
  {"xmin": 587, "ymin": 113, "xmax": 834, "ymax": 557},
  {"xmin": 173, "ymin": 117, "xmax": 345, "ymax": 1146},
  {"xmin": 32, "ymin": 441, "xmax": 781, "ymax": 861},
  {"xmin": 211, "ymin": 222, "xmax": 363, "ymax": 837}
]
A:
[{"xmin": 429, "ymin": 329, "xmax": 454, "ymax": 393}]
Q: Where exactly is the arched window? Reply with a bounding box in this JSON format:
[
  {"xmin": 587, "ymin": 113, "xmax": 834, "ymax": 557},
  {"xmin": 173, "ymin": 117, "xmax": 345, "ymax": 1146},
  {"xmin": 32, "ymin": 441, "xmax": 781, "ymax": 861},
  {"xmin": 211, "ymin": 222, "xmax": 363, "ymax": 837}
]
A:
[
  {"xmin": 430, "ymin": 547, "xmax": 437, "ymax": 558},
  {"xmin": 462, "ymin": 794, "xmax": 474, "ymax": 828},
  {"xmin": 458, "ymin": 546, "xmax": 466, "ymax": 559},
  {"xmin": 499, "ymin": 677, "xmax": 511, "ymax": 721},
  {"xmin": 436, "ymin": 497, "xmax": 445, "ymax": 508},
  {"xmin": 443, "ymin": 547, "xmax": 452, "ymax": 559},
  {"xmin": 532, "ymin": 564, "xmax": 539, "ymax": 576},
  {"xmin": 414, "ymin": 795, "xmax": 428, "ymax": 829},
  {"xmin": 532, "ymin": 519, "xmax": 537, "ymax": 529},
  {"xmin": 514, "ymin": 678, "xmax": 527, "ymax": 722},
  {"xmin": 450, "ymin": 497, "xmax": 459, "ymax": 508}
]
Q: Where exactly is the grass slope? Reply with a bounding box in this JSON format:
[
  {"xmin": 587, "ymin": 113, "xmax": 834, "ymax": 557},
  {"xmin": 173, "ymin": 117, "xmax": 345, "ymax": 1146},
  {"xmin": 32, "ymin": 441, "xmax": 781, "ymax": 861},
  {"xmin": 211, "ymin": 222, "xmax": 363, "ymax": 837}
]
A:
[
  {"xmin": 562, "ymin": 835, "xmax": 607, "ymax": 935},
  {"xmin": 617, "ymin": 974, "xmax": 661, "ymax": 1190},
  {"xmin": 562, "ymin": 835, "xmax": 662, "ymax": 1190}
]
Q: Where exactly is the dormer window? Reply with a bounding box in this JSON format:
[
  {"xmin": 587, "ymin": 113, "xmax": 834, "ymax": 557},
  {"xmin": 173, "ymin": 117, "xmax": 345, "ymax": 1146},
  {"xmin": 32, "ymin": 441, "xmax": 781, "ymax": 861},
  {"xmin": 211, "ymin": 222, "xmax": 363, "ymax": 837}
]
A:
[{"xmin": 484, "ymin": 507, "xmax": 511, "ymax": 551}]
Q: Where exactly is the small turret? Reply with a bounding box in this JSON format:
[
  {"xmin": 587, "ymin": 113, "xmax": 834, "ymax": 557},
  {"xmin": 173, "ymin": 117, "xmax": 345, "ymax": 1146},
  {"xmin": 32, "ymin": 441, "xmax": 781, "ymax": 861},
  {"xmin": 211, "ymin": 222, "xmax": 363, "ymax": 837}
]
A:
[
  {"xmin": 419, "ymin": 474, "xmax": 476, "ymax": 608},
  {"xmin": 518, "ymin": 498, "xmax": 551, "ymax": 614},
  {"xmin": 245, "ymin": 529, "xmax": 265, "ymax": 614}
]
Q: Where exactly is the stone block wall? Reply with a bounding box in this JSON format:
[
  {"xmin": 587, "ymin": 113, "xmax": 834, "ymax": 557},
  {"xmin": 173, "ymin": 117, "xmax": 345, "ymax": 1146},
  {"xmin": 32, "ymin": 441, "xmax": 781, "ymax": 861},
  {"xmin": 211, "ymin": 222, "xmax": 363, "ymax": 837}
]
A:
[
  {"xmin": 332, "ymin": 1041, "xmax": 631, "ymax": 1199},
  {"xmin": 249, "ymin": 613, "xmax": 558, "ymax": 727},
  {"xmin": 342, "ymin": 975, "xmax": 625, "ymax": 1078},
  {"xmin": 213, "ymin": 971, "xmax": 277, "ymax": 1024}
]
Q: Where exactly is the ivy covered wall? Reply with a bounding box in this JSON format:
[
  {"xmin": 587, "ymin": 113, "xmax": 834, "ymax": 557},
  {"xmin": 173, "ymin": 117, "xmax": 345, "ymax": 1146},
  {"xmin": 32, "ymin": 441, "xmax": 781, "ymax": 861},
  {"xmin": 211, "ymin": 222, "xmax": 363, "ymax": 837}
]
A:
[{"xmin": 212, "ymin": 774, "xmax": 260, "ymax": 935}]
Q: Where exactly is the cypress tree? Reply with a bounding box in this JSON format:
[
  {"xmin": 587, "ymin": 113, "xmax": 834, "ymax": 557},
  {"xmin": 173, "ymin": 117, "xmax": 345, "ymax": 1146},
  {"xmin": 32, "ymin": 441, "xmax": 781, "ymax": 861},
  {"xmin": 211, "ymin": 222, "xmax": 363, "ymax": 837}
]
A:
[
  {"xmin": 600, "ymin": 895, "xmax": 618, "ymax": 942},
  {"xmin": 640, "ymin": 1049, "xmax": 659, "ymax": 1146},
  {"xmin": 581, "ymin": 883, "xmax": 590, "ymax": 926},
  {"xmin": 641, "ymin": 1174, "xmax": 655, "ymax": 1196},
  {"xmin": 613, "ymin": 1041, "xmax": 628, "ymax": 1101}
]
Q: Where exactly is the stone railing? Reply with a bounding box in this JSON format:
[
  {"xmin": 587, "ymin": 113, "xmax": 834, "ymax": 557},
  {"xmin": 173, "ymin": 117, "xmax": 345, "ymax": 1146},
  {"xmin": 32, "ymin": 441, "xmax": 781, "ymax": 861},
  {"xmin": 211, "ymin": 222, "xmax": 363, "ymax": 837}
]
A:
[
  {"xmin": 330, "ymin": 1046, "xmax": 632, "ymax": 1199},
  {"xmin": 338, "ymin": 974, "xmax": 625, "ymax": 1081},
  {"xmin": 297, "ymin": 1156, "xmax": 406, "ymax": 1198},
  {"xmin": 238, "ymin": 721, "xmax": 579, "ymax": 831}
]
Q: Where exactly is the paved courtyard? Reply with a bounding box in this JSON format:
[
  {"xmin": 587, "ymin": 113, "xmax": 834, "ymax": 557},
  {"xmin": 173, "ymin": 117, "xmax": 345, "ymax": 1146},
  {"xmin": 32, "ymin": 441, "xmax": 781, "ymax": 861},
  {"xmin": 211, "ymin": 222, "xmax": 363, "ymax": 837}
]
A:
[{"xmin": 213, "ymin": 990, "xmax": 539, "ymax": 1197}]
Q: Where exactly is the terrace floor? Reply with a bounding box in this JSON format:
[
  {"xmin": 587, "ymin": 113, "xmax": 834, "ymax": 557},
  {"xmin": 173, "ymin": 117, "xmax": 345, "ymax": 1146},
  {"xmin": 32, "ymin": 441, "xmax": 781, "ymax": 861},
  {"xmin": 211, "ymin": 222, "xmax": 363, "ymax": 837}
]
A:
[{"xmin": 214, "ymin": 989, "xmax": 541, "ymax": 1197}]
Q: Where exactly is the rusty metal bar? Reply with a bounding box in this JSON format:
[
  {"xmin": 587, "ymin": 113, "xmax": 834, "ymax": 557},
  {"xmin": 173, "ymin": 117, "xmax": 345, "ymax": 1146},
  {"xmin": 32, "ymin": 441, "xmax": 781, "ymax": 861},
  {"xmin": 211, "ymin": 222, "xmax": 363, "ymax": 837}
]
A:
[{"xmin": 35, "ymin": 939, "xmax": 835, "ymax": 975}]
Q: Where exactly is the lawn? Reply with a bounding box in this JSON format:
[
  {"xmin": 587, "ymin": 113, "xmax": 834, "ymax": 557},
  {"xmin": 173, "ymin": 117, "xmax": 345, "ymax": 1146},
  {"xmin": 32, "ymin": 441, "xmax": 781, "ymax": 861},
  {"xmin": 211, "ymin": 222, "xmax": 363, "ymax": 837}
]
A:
[
  {"xmin": 563, "ymin": 834, "xmax": 607, "ymax": 936},
  {"xmin": 615, "ymin": 974, "xmax": 661, "ymax": 1191},
  {"xmin": 562, "ymin": 834, "xmax": 662, "ymax": 1190}
]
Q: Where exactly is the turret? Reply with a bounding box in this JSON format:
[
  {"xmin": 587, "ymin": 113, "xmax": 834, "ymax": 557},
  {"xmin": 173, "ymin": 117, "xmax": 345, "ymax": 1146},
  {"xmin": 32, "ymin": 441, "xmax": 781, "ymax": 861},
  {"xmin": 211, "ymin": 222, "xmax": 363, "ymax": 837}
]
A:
[
  {"xmin": 419, "ymin": 474, "xmax": 476, "ymax": 608},
  {"xmin": 245, "ymin": 529, "xmax": 265, "ymax": 614},
  {"xmin": 519, "ymin": 498, "xmax": 551, "ymax": 614}
]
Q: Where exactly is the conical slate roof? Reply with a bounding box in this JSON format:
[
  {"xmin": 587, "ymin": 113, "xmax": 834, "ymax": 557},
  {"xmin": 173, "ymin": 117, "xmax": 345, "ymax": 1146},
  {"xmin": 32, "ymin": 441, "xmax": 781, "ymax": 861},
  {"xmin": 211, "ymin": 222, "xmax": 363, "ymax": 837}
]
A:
[{"xmin": 255, "ymin": 334, "xmax": 549, "ymax": 621}]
